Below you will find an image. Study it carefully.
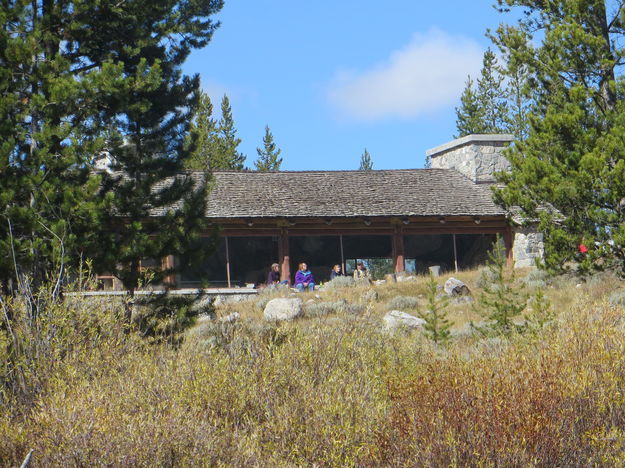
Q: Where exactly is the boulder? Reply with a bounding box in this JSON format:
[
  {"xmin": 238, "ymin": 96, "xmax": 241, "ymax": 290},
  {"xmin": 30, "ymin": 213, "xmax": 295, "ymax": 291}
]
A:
[
  {"xmin": 444, "ymin": 277, "xmax": 471, "ymax": 296},
  {"xmin": 383, "ymin": 310, "xmax": 426, "ymax": 331},
  {"xmin": 428, "ymin": 265, "xmax": 441, "ymax": 277},
  {"xmin": 263, "ymin": 298, "xmax": 303, "ymax": 322},
  {"xmin": 396, "ymin": 275, "xmax": 417, "ymax": 283}
]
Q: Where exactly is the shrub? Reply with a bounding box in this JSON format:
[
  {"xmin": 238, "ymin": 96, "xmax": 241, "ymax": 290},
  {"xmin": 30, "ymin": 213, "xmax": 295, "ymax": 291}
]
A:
[
  {"xmin": 386, "ymin": 295, "xmax": 420, "ymax": 311},
  {"xmin": 322, "ymin": 276, "xmax": 355, "ymax": 290},
  {"xmin": 304, "ymin": 300, "xmax": 348, "ymax": 318}
]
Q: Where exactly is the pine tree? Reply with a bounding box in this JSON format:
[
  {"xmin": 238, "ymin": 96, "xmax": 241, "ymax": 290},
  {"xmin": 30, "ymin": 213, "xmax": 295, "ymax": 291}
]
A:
[
  {"xmin": 185, "ymin": 91, "xmax": 218, "ymax": 170},
  {"xmin": 491, "ymin": 0, "xmax": 625, "ymax": 273},
  {"xmin": 455, "ymin": 75, "xmax": 486, "ymax": 137},
  {"xmin": 93, "ymin": 0, "xmax": 223, "ymax": 314},
  {"xmin": 477, "ymin": 49, "xmax": 509, "ymax": 133},
  {"xmin": 473, "ymin": 238, "xmax": 526, "ymax": 336},
  {"xmin": 210, "ymin": 95, "xmax": 246, "ymax": 170},
  {"xmin": 359, "ymin": 148, "xmax": 373, "ymax": 170},
  {"xmin": 254, "ymin": 125, "xmax": 282, "ymax": 171},
  {"xmin": 0, "ymin": 0, "xmax": 223, "ymax": 302},
  {"xmin": 418, "ymin": 274, "xmax": 453, "ymax": 344}
]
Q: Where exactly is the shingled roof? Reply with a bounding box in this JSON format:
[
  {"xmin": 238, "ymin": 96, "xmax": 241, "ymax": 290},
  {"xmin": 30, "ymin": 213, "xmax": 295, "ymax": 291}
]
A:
[{"xmin": 199, "ymin": 169, "xmax": 506, "ymax": 218}]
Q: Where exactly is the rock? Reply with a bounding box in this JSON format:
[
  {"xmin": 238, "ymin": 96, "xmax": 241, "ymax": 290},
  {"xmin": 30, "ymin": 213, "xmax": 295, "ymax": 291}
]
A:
[
  {"xmin": 383, "ymin": 310, "xmax": 426, "ymax": 331},
  {"xmin": 396, "ymin": 275, "xmax": 417, "ymax": 283},
  {"xmin": 374, "ymin": 279, "xmax": 386, "ymax": 285},
  {"xmin": 428, "ymin": 265, "xmax": 441, "ymax": 277},
  {"xmin": 263, "ymin": 298, "xmax": 303, "ymax": 322},
  {"xmin": 219, "ymin": 312, "xmax": 240, "ymax": 323},
  {"xmin": 444, "ymin": 277, "xmax": 471, "ymax": 296}
]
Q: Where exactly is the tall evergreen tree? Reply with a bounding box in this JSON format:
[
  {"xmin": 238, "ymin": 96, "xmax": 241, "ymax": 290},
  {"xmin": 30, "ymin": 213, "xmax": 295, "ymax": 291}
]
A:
[
  {"xmin": 455, "ymin": 76, "xmax": 486, "ymax": 137},
  {"xmin": 491, "ymin": 0, "xmax": 625, "ymax": 273},
  {"xmin": 210, "ymin": 95, "xmax": 246, "ymax": 170},
  {"xmin": 0, "ymin": 0, "xmax": 224, "ymax": 299},
  {"xmin": 185, "ymin": 90, "xmax": 217, "ymax": 170},
  {"xmin": 359, "ymin": 148, "xmax": 373, "ymax": 171},
  {"xmin": 254, "ymin": 125, "xmax": 282, "ymax": 171},
  {"xmin": 477, "ymin": 48, "xmax": 509, "ymax": 133}
]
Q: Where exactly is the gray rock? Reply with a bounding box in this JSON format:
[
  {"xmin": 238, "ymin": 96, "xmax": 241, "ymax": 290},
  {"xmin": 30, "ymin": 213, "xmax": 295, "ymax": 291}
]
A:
[
  {"xmin": 396, "ymin": 275, "xmax": 417, "ymax": 283},
  {"xmin": 263, "ymin": 298, "xmax": 303, "ymax": 322},
  {"xmin": 444, "ymin": 277, "xmax": 471, "ymax": 296},
  {"xmin": 383, "ymin": 310, "xmax": 426, "ymax": 331}
]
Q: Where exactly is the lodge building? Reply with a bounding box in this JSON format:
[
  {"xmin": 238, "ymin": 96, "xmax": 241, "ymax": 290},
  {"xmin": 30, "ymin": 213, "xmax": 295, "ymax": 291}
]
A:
[{"xmin": 98, "ymin": 134, "xmax": 544, "ymax": 290}]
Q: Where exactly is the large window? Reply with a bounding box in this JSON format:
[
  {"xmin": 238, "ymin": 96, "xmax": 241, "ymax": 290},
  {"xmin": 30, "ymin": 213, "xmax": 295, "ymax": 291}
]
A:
[
  {"xmin": 342, "ymin": 235, "xmax": 393, "ymax": 279},
  {"xmin": 228, "ymin": 236, "xmax": 279, "ymax": 286},
  {"xmin": 403, "ymin": 233, "xmax": 498, "ymax": 273},
  {"xmin": 289, "ymin": 236, "xmax": 342, "ymax": 283},
  {"xmin": 178, "ymin": 238, "xmax": 228, "ymax": 287},
  {"xmin": 177, "ymin": 236, "xmax": 279, "ymax": 288}
]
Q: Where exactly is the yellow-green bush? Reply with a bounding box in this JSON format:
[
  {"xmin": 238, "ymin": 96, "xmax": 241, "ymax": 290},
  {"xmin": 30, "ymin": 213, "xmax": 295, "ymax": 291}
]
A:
[{"xmin": 2, "ymin": 271, "xmax": 625, "ymax": 466}]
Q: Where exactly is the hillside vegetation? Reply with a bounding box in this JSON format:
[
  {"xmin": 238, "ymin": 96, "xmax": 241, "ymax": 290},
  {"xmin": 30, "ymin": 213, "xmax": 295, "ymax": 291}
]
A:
[{"xmin": 2, "ymin": 268, "xmax": 625, "ymax": 466}]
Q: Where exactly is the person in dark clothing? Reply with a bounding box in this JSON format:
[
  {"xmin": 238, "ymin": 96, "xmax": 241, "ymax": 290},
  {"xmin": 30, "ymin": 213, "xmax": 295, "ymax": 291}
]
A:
[
  {"xmin": 266, "ymin": 263, "xmax": 287, "ymax": 287},
  {"xmin": 330, "ymin": 264, "xmax": 343, "ymax": 280}
]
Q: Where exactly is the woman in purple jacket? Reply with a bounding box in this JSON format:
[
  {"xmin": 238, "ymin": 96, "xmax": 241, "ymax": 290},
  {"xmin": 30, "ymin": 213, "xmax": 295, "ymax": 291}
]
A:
[{"xmin": 294, "ymin": 262, "xmax": 315, "ymax": 292}]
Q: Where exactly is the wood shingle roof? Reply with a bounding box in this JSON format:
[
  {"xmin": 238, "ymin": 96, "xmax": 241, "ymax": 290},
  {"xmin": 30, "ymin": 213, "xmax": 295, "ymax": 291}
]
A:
[{"xmin": 197, "ymin": 169, "xmax": 505, "ymax": 218}]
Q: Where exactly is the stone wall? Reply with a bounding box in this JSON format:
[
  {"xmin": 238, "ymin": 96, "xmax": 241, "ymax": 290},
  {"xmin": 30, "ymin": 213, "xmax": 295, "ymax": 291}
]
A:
[
  {"xmin": 427, "ymin": 134, "xmax": 514, "ymax": 183},
  {"xmin": 512, "ymin": 226, "xmax": 544, "ymax": 268}
]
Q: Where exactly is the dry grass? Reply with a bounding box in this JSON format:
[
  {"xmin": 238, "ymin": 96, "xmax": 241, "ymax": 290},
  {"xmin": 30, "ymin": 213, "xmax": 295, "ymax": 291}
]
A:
[{"xmin": 2, "ymin": 268, "xmax": 625, "ymax": 466}]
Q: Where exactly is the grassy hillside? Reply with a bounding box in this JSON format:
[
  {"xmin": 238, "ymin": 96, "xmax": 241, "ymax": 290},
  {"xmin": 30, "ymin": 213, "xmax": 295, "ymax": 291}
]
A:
[{"xmin": 2, "ymin": 268, "xmax": 625, "ymax": 466}]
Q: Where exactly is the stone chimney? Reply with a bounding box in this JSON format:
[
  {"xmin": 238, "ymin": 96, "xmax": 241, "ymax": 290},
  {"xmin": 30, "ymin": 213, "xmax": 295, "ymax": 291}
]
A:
[{"xmin": 426, "ymin": 134, "xmax": 514, "ymax": 183}]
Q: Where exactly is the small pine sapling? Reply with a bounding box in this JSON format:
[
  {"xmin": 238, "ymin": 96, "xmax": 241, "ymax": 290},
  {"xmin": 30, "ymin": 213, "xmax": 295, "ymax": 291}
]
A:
[
  {"xmin": 418, "ymin": 274, "xmax": 453, "ymax": 344},
  {"xmin": 524, "ymin": 289, "xmax": 555, "ymax": 334},
  {"xmin": 473, "ymin": 237, "xmax": 527, "ymax": 336}
]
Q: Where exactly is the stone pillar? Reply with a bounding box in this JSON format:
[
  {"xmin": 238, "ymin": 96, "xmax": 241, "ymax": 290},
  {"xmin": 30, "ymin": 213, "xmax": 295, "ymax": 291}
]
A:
[
  {"xmin": 279, "ymin": 229, "xmax": 290, "ymax": 284},
  {"xmin": 512, "ymin": 225, "xmax": 544, "ymax": 268}
]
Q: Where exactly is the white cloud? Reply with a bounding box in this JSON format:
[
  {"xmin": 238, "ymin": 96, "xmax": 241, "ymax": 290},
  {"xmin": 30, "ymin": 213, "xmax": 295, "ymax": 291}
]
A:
[{"xmin": 327, "ymin": 29, "xmax": 483, "ymax": 121}]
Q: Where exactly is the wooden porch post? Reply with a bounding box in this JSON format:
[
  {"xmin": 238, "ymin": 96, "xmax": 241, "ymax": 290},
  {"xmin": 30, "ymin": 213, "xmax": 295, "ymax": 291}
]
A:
[
  {"xmin": 453, "ymin": 234, "xmax": 459, "ymax": 273},
  {"xmin": 279, "ymin": 229, "xmax": 290, "ymax": 284},
  {"xmin": 163, "ymin": 255, "xmax": 176, "ymax": 287},
  {"xmin": 225, "ymin": 236, "xmax": 231, "ymax": 288},
  {"xmin": 393, "ymin": 226, "xmax": 405, "ymax": 273},
  {"xmin": 503, "ymin": 227, "xmax": 514, "ymax": 267}
]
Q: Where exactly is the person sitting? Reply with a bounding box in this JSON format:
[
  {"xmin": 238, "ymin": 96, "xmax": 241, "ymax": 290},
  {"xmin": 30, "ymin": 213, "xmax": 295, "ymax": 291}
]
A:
[
  {"xmin": 353, "ymin": 260, "xmax": 369, "ymax": 280},
  {"xmin": 266, "ymin": 263, "xmax": 288, "ymax": 287},
  {"xmin": 294, "ymin": 262, "xmax": 315, "ymax": 292},
  {"xmin": 330, "ymin": 264, "xmax": 343, "ymax": 280}
]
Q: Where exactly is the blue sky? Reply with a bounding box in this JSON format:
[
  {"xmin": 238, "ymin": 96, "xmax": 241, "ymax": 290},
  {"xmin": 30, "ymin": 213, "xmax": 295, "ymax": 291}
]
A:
[{"xmin": 182, "ymin": 1, "xmax": 508, "ymax": 170}]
